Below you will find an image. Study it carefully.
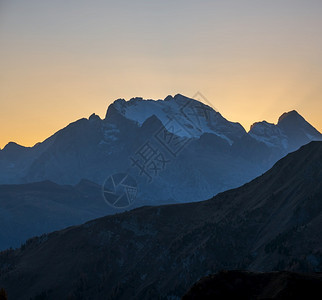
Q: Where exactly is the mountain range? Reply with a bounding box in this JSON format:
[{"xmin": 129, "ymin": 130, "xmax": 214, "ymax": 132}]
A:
[
  {"xmin": 1, "ymin": 94, "xmax": 321, "ymax": 204},
  {"xmin": 0, "ymin": 94, "xmax": 321, "ymax": 251},
  {"xmin": 0, "ymin": 141, "xmax": 321, "ymax": 299}
]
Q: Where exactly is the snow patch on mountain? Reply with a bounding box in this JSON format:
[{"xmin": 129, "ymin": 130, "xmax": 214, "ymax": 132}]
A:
[
  {"xmin": 102, "ymin": 123, "xmax": 120, "ymax": 143},
  {"xmin": 249, "ymin": 110, "xmax": 322, "ymax": 150},
  {"xmin": 249, "ymin": 121, "xmax": 288, "ymax": 149},
  {"xmin": 110, "ymin": 94, "xmax": 246, "ymax": 144}
]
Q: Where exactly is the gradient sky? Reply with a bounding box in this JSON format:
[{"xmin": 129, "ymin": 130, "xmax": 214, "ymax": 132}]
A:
[{"xmin": 1, "ymin": 0, "xmax": 322, "ymax": 149}]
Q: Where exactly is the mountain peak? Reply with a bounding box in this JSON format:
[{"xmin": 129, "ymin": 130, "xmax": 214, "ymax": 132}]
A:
[
  {"xmin": 174, "ymin": 93, "xmax": 187, "ymax": 99},
  {"xmin": 89, "ymin": 113, "xmax": 101, "ymax": 122},
  {"xmin": 249, "ymin": 110, "xmax": 321, "ymax": 150},
  {"xmin": 277, "ymin": 109, "xmax": 321, "ymax": 137},
  {"xmin": 249, "ymin": 120, "xmax": 287, "ymax": 149},
  {"xmin": 4, "ymin": 141, "xmax": 21, "ymax": 148},
  {"xmin": 104, "ymin": 94, "xmax": 245, "ymax": 141},
  {"xmin": 164, "ymin": 95, "xmax": 173, "ymax": 101},
  {"xmin": 276, "ymin": 110, "xmax": 322, "ymax": 151},
  {"xmin": 249, "ymin": 120, "xmax": 273, "ymax": 131},
  {"xmin": 2, "ymin": 141, "xmax": 26, "ymax": 152},
  {"xmin": 164, "ymin": 94, "xmax": 193, "ymax": 102},
  {"xmin": 278, "ymin": 110, "xmax": 302, "ymax": 124},
  {"xmin": 129, "ymin": 97, "xmax": 144, "ymax": 102}
]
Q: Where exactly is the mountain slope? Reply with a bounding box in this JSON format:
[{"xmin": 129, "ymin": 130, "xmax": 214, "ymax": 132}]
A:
[
  {"xmin": 0, "ymin": 136, "xmax": 56, "ymax": 184},
  {"xmin": 182, "ymin": 271, "xmax": 322, "ymax": 299},
  {"xmin": 0, "ymin": 141, "xmax": 321, "ymax": 299}
]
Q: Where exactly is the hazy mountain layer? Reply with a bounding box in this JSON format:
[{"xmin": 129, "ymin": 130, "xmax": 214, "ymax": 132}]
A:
[
  {"xmin": 0, "ymin": 142, "xmax": 321, "ymax": 299},
  {"xmin": 0, "ymin": 180, "xmax": 116, "ymax": 250}
]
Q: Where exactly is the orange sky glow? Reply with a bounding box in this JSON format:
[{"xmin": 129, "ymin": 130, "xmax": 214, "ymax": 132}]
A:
[{"xmin": 1, "ymin": 0, "xmax": 321, "ymax": 149}]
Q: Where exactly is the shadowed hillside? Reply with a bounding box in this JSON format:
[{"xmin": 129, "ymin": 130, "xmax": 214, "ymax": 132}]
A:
[
  {"xmin": 182, "ymin": 270, "xmax": 322, "ymax": 299},
  {"xmin": 0, "ymin": 142, "xmax": 321, "ymax": 299}
]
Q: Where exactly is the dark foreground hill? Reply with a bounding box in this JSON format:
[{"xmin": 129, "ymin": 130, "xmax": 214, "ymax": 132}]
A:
[
  {"xmin": 0, "ymin": 142, "xmax": 321, "ymax": 299},
  {"xmin": 182, "ymin": 270, "xmax": 322, "ymax": 300}
]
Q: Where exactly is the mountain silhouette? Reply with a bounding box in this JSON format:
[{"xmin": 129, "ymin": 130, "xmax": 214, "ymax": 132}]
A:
[{"xmin": 1, "ymin": 95, "xmax": 320, "ymax": 205}]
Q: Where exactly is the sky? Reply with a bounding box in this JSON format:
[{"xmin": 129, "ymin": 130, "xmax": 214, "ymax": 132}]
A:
[{"xmin": 1, "ymin": 0, "xmax": 322, "ymax": 149}]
